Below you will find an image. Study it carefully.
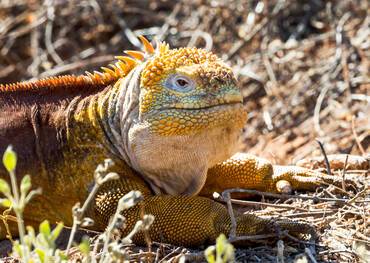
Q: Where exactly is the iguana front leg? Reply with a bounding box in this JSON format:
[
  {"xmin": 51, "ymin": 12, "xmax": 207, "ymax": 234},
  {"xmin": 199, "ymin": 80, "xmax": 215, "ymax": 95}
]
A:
[
  {"xmin": 200, "ymin": 152, "xmax": 342, "ymax": 197},
  {"xmin": 92, "ymin": 175, "xmax": 312, "ymax": 247}
]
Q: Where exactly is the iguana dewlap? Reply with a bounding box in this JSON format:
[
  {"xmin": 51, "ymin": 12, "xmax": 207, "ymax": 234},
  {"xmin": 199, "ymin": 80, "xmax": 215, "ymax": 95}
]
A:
[{"xmin": 0, "ymin": 37, "xmax": 348, "ymax": 246}]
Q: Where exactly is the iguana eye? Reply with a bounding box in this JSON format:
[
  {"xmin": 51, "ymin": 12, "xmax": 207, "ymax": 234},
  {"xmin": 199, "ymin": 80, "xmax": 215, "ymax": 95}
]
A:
[
  {"xmin": 164, "ymin": 74, "xmax": 195, "ymax": 92},
  {"xmin": 176, "ymin": 78, "xmax": 189, "ymax": 87}
]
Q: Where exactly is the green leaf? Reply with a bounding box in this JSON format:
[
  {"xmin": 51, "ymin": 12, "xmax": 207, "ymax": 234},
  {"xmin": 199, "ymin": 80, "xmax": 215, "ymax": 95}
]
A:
[
  {"xmin": 39, "ymin": 220, "xmax": 51, "ymax": 237},
  {"xmin": 57, "ymin": 250, "xmax": 68, "ymax": 261},
  {"xmin": 78, "ymin": 236, "xmax": 91, "ymax": 255},
  {"xmin": 0, "ymin": 198, "xmax": 12, "ymax": 208},
  {"xmin": 214, "ymin": 234, "xmax": 234, "ymax": 263},
  {"xmin": 35, "ymin": 248, "xmax": 45, "ymax": 263},
  {"xmin": 2, "ymin": 146, "xmax": 17, "ymax": 173},
  {"xmin": 215, "ymin": 234, "xmax": 226, "ymax": 258},
  {"xmin": 0, "ymin": 179, "xmax": 10, "ymax": 195},
  {"xmin": 20, "ymin": 175, "xmax": 32, "ymax": 195},
  {"xmin": 51, "ymin": 222, "xmax": 64, "ymax": 242},
  {"xmin": 204, "ymin": 246, "xmax": 215, "ymax": 263}
]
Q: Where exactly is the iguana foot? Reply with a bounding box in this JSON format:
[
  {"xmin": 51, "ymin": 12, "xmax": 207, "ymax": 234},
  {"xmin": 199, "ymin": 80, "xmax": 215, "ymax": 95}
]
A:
[
  {"xmin": 234, "ymin": 214, "xmax": 314, "ymax": 245},
  {"xmin": 201, "ymin": 153, "xmax": 364, "ymax": 196}
]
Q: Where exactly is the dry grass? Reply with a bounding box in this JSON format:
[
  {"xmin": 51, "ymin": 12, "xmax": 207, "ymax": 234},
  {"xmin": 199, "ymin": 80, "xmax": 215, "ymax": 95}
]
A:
[{"xmin": 0, "ymin": 0, "xmax": 369, "ymax": 262}]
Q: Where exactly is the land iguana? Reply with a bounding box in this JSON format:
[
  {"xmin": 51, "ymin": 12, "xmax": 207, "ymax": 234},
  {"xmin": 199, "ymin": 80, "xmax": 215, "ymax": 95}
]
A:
[{"xmin": 0, "ymin": 37, "xmax": 355, "ymax": 246}]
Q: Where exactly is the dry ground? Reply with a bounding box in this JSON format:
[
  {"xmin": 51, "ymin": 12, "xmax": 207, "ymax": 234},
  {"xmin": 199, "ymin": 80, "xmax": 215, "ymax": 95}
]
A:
[{"xmin": 0, "ymin": 0, "xmax": 369, "ymax": 262}]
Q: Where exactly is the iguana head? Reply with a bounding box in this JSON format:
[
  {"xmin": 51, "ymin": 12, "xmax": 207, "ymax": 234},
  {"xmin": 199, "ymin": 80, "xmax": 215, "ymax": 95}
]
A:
[
  {"xmin": 88, "ymin": 37, "xmax": 247, "ymax": 195},
  {"xmin": 138, "ymin": 44, "xmax": 246, "ymax": 136}
]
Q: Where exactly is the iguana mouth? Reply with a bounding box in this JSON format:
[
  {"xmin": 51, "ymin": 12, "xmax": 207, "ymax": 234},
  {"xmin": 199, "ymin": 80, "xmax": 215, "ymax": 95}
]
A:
[
  {"xmin": 144, "ymin": 102, "xmax": 244, "ymax": 121},
  {"xmin": 161, "ymin": 101, "xmax": 243, "ymax": 111},
  {"xmin": 145, "ymin": 91, "xmax": 244, "ymax": 113}
]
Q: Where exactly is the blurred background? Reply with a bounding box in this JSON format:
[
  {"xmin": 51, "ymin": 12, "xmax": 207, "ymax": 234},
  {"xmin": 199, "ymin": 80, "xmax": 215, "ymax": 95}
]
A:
[{"xmin": 0, "ymin": 0, "xmax": 369, "ymax": 163}]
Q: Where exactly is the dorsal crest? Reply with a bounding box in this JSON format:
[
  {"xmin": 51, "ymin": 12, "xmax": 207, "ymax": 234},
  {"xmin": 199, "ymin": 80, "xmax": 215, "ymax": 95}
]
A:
[{"xmin": 0, "ymin": 36, "xmax": 156, "ymax": 93}]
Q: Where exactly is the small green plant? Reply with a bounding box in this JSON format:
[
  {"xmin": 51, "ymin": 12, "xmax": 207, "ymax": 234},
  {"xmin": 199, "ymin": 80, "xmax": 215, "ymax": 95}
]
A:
[
  {"xmin": 1, "ymin": 146, "xmax": 66, "ymax": 262},
  {"xmin": 12, "ymin": 221, "xmax": 67, "ymax": 262},
  {"xmin": 204, "ymin": 234, "xmax": 235, "ymax": 263},
  {"xmin": 0, "ymin": 146, "xmax": 154, "ymax": 262}
]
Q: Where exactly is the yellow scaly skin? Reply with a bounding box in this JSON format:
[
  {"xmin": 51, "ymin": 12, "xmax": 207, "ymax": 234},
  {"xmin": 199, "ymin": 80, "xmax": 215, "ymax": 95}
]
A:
[{"xmin": 0, "ymin": 38, "xmax": 342, "ymax": 246}]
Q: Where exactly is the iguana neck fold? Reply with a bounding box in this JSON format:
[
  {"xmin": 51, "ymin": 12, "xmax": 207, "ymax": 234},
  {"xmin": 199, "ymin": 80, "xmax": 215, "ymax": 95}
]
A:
[{"xmin": 68, "ymin": 64, "xmax": 145, "ymax": 170}]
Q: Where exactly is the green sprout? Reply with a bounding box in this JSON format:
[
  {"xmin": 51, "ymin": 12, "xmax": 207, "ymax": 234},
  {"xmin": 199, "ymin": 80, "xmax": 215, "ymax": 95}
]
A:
[
  {"xmin": 0, "ymin": 146, "xmax": 42, "ymax": 261},
  {"xmin": 205, "ymin": 234, "xmax": 235, "ymax": 263}
]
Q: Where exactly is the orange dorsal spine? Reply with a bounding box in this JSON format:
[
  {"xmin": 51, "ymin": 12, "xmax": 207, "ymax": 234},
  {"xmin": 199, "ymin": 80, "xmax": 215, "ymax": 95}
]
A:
[
  {"xmin": 0, "ymin": 75, "xmax": 101, "ymax": 92},
  {"xmin": 0, "ymin": 36, "xmax": 156, "ymax": 93}
]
